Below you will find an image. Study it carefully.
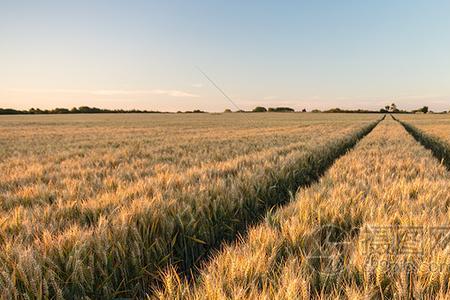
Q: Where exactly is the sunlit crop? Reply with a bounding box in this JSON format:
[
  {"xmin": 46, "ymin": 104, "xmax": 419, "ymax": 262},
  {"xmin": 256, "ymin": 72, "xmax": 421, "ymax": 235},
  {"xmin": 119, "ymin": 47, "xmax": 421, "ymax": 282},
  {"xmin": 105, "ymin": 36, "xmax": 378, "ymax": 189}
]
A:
[
  {"xmin": 156, "ymin": 116, "xmax": 450, "ymax": 299},
  {"xmin": 0, "ymin": 113, "xmax": 380, "ymax": 299}
]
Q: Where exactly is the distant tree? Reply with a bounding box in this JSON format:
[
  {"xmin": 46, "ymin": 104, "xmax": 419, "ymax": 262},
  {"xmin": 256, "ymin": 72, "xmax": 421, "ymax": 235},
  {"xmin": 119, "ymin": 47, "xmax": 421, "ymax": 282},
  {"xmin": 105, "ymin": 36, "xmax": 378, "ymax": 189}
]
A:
[
  {"xmin": 53, "ymin": 108, "xmax": 70, "ymax": 114},
  {"xmin": 302, "ymin": 108, "xmax": 307, "ymax": 112},
  {"xmin": 311, "ymin": 109, "xmax": 321, "ymax": 113},
  {"xmin": 278, "ymin": 107, "xmax": 294, "ymax": 112},
  {"xmin": 0, "ymin": 108, "xmax": 22, "ymax": 115},
  {"xmin": 267, "ymin": 107, "xmax": 294, "ymax": 112},
  {"xmin": 380, "ymin": 108, "xmax": 388, "ymax": 113},
  {"xmin": 224, "ymin": 109, "xmax": 232, "ymax": 113},
  {"xmin": 390, "ymin": 103, "xmax": 399, "ymax": 112},
  {"xmin": 252, "ymin": 106, "xmax": 267, "ymax": 112},
  {"xmin": 78, "ymin": 106, "xmax": 93, "ymax": 113},
  {"xmin": 324, "ymin": 108, "xmax": 343, "ymax": 113},
  {"xmin": 421, "ymin": 106, "xmax": 429, "ymax": 114}
]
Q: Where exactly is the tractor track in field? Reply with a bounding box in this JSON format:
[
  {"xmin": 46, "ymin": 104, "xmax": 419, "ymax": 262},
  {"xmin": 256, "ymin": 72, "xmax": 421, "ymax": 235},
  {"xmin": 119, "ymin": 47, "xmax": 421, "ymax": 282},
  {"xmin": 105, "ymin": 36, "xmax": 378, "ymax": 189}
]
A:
[
  {"xmin": 392, "ymin": 114, "xmax": 450, "ymax": 170},
  {"xmin": 157, "ymin": 114, "xmax": 450, "ymax": 300},
  {"xmin": 0, "ymin": 115, "xmax": 387, "ymax": 299},
  {"xmin": 165, "ymin": 115, "xmax": 386, "ymax": 293},
  {"xmin": 155, "ymin": 116, "xmax": 386, "ymax": 287}
]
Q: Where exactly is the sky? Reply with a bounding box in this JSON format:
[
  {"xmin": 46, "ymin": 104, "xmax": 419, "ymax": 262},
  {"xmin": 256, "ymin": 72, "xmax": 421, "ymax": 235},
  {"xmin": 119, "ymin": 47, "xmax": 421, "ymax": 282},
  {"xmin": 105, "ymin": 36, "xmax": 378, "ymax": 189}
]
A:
[{"xmin": 1, "ymin": 0, "xmax": 450, "ymax": 112}]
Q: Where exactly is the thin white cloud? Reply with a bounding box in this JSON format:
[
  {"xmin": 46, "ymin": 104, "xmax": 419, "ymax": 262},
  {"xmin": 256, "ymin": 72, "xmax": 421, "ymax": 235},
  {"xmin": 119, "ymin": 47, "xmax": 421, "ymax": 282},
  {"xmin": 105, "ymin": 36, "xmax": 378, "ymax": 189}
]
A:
[
  {"xmin": 149, "ymin": 89, "xmax": 199, "ymax": 98},
  {"xmin": 91, "ymin": 89, "xmax": 199, "ymax": 97},
  {"xmin": 6, "ymin": 88, "xmax": 199, "ymax": 98},
  {"xmin": 6, "ymin": 88, "xmax": 88, "ymax": 94}
]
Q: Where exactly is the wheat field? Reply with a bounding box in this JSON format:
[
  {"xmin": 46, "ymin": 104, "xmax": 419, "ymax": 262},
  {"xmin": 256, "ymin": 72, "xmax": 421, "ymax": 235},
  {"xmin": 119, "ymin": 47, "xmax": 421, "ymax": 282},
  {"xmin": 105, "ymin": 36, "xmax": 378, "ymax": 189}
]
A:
[
  {"xmin": 1, "ymin": 112, "xmax": 450, "ymax": 299},
  {"xmin": 156, "ymin": 115, "xmax": 450, "ymax": 299},
  {"xmin": 0, "ymin": 113, "xmax": 380, "ymax": 299}
]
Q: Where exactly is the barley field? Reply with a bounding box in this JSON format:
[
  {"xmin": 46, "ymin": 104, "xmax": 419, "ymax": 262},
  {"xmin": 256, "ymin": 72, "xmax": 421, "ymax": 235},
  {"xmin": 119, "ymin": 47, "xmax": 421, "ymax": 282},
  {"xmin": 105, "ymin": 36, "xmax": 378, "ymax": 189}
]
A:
[{"xmin": 1, "ymin": 112, "xmax": 450, "ymax": 299}]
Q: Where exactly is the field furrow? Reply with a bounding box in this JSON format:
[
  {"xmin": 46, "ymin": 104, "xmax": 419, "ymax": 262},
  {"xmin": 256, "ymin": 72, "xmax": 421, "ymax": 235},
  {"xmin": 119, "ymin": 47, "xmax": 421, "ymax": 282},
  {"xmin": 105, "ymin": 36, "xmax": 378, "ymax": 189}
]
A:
[
  {"xmin": 394, "ymin": 115, "xmax": 450, "ymax": 170},
  {"xmin": 394, "ymin": 114, "xmax": 450, "ymax": 145},
  {"xmin": 157, "ymin": 118, "xmax": 450, "ymax": 299}
]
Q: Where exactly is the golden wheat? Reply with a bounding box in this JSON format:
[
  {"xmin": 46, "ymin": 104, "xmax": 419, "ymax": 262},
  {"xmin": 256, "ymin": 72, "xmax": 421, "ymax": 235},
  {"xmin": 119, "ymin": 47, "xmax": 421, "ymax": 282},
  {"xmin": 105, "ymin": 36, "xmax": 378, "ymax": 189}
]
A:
[
  {"xmin": 395, "ymin": 113, "xmax": 450, "ymax": 143},
  {"xmin": 0, "ymin": 113, "xmax": 380, "ymax": 298},
  {"xmin": 156, "ymin": 117, "xmax": 450, "ymax": 299}
]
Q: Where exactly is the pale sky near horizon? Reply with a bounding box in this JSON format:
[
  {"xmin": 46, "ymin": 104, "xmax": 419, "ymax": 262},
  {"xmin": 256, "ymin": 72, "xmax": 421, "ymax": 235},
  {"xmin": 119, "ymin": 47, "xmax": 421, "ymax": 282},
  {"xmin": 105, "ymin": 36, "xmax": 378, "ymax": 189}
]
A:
[{"xmin": 1, "ymin": 0, "xmax": 450, "ymax": 112}]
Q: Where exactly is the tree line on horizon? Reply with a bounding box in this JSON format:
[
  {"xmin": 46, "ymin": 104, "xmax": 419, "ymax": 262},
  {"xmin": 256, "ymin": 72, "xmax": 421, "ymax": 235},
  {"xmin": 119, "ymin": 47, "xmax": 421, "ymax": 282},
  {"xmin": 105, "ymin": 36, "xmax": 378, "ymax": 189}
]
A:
[
  {"xmin": 0, "ymin": 106, "xmax": 170, "ymax": 115},
  {"xmin": 0, "ymin": 103, "xmax": 448, "ymax": 115},
  {"xmin": 246, "ymin": 103, "xmax": 446, "ymax": 114}
]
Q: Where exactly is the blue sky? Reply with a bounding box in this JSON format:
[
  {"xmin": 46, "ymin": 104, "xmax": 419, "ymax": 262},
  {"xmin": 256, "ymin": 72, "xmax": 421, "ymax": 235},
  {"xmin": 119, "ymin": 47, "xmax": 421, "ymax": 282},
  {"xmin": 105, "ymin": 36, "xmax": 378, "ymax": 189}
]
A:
[{"xmin": 1, "ymin": 0, "xmax": 450, "ymax": 111}]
